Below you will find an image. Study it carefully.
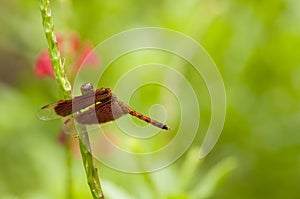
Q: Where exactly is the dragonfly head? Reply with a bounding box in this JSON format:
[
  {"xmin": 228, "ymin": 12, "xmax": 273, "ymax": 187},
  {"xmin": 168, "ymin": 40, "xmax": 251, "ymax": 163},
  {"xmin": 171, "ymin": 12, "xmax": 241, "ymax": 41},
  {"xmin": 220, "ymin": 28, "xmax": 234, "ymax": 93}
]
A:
[{"xmin": 80, "ymin": 83, "xmax": 95, "ymax": 95}]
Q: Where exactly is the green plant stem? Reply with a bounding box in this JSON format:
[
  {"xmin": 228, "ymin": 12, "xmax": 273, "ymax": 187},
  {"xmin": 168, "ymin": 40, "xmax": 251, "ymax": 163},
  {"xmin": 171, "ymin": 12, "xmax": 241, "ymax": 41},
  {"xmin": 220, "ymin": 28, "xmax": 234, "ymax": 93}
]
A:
[
  {"xmin": 39, "ymin": 1, "xmax": 104, "ymax": 198},
  {"xmin": 78, "ymin": 126, "xmax": 105, "ymax": 199},
  {"xmin": 66, "ymin": 136, "xmax": 73, "ymax": 199},
  {"xmin": 40, "ymin": 0, "xmax": 71, "ymax": 99}
]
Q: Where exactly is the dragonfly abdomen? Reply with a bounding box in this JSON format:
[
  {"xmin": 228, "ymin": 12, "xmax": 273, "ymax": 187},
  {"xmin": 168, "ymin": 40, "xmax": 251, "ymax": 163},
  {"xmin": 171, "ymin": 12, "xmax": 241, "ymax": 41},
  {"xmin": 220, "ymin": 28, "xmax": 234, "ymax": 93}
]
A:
[{"xmin": 124, "ymin": 104, "xmax": 170, "ymax": 130}]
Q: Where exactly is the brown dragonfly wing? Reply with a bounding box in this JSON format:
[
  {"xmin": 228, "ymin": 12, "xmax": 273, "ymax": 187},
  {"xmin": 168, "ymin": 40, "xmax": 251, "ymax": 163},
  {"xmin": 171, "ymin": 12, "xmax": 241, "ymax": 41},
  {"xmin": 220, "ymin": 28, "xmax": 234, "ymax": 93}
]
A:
[
  {"xmin": 37, "ymin": 88, "xmax": 112, "ymax": 121},
  {"xmin": 75, "ymin": 99, "xmax": 128, "ymax": 125},
  {"xmin": 71, "ymin": 88, "xmax": 112, "ymax": 112},
  {"xmin": 37, "ymin": 100, "xmax": 73, "ymax": 120}
]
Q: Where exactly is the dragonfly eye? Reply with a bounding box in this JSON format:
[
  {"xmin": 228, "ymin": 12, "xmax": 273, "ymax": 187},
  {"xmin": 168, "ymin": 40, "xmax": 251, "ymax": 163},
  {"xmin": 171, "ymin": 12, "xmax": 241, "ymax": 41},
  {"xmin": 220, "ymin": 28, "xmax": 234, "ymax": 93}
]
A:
[{"xmin": 81, "ymin": 83, "xmax": 94, "ymax": 95}]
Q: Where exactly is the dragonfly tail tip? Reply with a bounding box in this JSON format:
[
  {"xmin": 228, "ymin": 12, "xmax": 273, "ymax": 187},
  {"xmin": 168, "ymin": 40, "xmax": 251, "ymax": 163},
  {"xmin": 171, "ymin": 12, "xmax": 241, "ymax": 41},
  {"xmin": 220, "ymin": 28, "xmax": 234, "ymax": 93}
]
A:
[{"xmin": 162, "ymin": 125, "xmax": 172, "ymax": 131}]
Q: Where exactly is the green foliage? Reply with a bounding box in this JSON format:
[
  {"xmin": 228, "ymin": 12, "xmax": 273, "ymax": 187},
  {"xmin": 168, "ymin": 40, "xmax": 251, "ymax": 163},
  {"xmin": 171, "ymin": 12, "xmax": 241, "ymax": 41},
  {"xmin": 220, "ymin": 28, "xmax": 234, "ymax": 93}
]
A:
[{"xmin": 0, "ymin": 0, "xmax": 300, "ymax": 198}]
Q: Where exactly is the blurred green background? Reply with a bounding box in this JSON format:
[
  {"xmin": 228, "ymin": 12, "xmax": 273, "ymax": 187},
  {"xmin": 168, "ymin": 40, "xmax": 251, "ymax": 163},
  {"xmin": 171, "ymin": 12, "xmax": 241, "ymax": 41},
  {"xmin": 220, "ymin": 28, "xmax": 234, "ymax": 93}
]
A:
[{"xmin": 1, "ymin": 0, "xmax": 300, "ymax": 198}]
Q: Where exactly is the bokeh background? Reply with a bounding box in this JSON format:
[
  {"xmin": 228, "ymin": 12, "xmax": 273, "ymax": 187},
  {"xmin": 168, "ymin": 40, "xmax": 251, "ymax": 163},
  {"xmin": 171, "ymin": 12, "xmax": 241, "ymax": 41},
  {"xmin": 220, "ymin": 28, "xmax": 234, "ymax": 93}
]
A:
[{"xmin": 1, "ymin": 0, "xmax": 300, "ymax": 199}]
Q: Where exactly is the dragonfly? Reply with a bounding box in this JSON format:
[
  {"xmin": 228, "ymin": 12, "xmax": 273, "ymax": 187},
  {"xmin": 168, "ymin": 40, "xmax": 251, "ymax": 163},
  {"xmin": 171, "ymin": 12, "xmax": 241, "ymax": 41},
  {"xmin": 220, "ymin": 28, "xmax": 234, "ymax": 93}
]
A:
[{"xmin": 37, "ymin": 83, "xmax": 171, "ymax": 131}]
